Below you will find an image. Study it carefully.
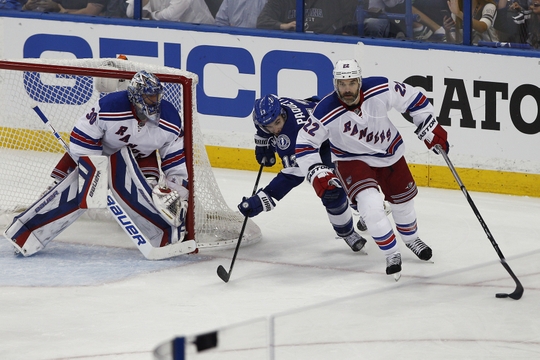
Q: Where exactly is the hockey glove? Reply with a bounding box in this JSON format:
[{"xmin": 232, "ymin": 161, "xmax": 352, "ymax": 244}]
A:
[
  {"xmin": 307, "ymin": 164, "xmax": 343, "ymax": 202},
  {"xmin": 415, "ymin": 116, "xmax": 449, "ymax": 154},
  {"xmin": 238, "ymin": 189, "xmax": 276, "ymax": 217},
  {"xmin": 152, "ymin": 186, "xmax": 188, "ymax": 228},
  {"xmin": 254, "ymin": 134, "xmax": 276, "ymax": 167}
]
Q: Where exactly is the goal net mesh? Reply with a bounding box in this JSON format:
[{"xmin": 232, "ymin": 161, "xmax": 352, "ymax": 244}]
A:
[{"xmin": 0, "ymin": 58, "xmax": 261, "ymax": 250}]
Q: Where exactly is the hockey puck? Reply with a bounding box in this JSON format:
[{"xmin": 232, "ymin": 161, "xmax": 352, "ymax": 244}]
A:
[{"xmin": 495, "ymin": 293, "xmax": 508, "ymax": 298}]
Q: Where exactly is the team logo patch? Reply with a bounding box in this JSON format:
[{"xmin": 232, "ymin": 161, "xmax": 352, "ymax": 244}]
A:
[{"xmin": 276, "ymin": 134, "xmax": 291, "ymax": 150}]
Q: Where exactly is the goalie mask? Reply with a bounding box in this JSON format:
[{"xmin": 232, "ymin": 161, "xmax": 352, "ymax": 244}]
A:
[
  {"xmin": 127, "ymin": 70, "xmax": 163, "ymax": 123},
  {"xmin": 252, "ymin": 94, "xmax": 287, "ymax": 134},
  {"xmin": 333, "ymin": 59, "xmax": 362, "ymax": 106}
]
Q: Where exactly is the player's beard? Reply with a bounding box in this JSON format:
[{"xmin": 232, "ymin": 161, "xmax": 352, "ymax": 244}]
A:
[{"xmin": 339, "ymin": 88, "xmax": 360, "ymax": 106}]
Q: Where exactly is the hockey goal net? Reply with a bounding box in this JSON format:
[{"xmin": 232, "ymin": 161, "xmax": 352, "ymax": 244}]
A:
[{"xmin": 0, "ymin": 58, "xmax": 262, "ymax": 250}]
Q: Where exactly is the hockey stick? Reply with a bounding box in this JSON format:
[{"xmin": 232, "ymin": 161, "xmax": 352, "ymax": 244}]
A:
[
  {"xmin": 217, "ymin": 162, "xmax": 265, "ymax": 282},
  {"xmin": 435, "ymin": 144, "xmax": 524, "ymax": 300},
  {"xmin": 32, "ymin": 105, "xmax": 196, "ymax": 260}
]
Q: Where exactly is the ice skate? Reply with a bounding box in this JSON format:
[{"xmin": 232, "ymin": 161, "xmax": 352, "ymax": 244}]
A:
[
  {"xmin": 405, "ymin": 238, "xmax": 432, "ymax": 261},
  {"xmin": 343, "ymin": 232, "xmax": 367, "ymax": 253},
  {"xmin": 386, "ymin": 252, "xmax": 402, "ymax": 281}
]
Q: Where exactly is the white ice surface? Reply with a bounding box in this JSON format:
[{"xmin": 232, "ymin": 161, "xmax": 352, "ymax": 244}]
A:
[{"xmin": 1, "ymin": 168, "xmax": 539, "ymax": 360}]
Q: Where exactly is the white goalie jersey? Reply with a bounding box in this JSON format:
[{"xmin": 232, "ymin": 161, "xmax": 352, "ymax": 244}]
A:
[{"xmin": 70, "ymin": 90, "xmax": 188, "ymax": 184}]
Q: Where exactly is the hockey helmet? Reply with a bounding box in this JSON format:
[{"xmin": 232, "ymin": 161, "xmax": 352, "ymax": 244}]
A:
[
  {"xmin": 252, "ymin": 94, "xmax": 286, "ymax": 128},
  {"xmin": 333, "ymin": 59, "xmax": 362, "ymax": 80},
  {"xmin": 127, "ymin": 70, "xmax": 163, "ymax": 122},
  {"xmin": 333, "ymin": 59, "xmax": 362, "ymax": 104}
]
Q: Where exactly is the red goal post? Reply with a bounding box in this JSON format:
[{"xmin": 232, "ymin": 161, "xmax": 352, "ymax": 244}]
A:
[{"xmin": 0, "ymin": 58, "xmax": 262, "ymax": 250}]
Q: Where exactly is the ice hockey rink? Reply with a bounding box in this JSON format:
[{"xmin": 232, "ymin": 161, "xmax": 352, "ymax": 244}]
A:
[{"xmin": 1, "ymin": 167, "xmax": 539, "ymax": 360}]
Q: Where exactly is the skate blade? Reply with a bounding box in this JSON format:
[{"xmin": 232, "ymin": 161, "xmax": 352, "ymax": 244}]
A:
[
  {"xmin": 354, "ymin": 246, "xmax": 368, "ymax": 255},
  {"xmin": 393, "ymin": 272, "xmax": 401, "ymax": 281}
]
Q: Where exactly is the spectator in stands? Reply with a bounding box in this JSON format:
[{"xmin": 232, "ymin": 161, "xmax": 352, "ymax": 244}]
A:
[
  {"xmin": 412, "ymin": 0, "xmax": 448, "ymax": 40},
  {"xmin": 362, "ymin": 0, "xmax": 404, "ymax": 38},
  {"xmin": 256, "ymin": 0, "xmax": 358, "ymax": 35},
  {"xmin": 126, "ymin": 0, "xmax": 214, "ymax": 24},
  {"xmin": 446, "ymin": 0, "xmax": 499, "ymax": 44},
  {"xmin": 361, "ymin": 0, "xmax": 446, "ymax": 40},
  {"xmin": 494, "ymin": 0, "xmax": 525, "ymax": 42},
  {"xmin": 510, "ymin": 0, "xmax": 540, "ymax": 48},
  {"xmin": 215, "ymin": 0, "xmax": 267, "ymax": 28},
  {"xmin": 23, "ymin": 0, "xmax": 108, "ymax": 15}
]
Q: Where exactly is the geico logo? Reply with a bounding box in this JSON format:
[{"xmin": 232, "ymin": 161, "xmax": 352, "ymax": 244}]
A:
[{"xmin": 23, "ymin": 34, "xmax": 334, "ymax": 118}]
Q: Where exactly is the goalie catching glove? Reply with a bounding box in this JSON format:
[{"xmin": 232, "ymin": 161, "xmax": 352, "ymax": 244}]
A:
[
  {"xmin": 307, "ymin": 164, "xmax": 343, "ymax": 202},
  {"xmin": 152, "ymin": 177, "xmax": 188, "ymax": 228},
  {"xmin": 415, "ymin": 116, "xmax": 449, "ymax": 154},
  {"xmin": 238, "ymin": 189, "xmax": 276, "ymax": 217},
  {"xmin": 254, "ymin": 134, "xmax": 276, "ymax": 167}
]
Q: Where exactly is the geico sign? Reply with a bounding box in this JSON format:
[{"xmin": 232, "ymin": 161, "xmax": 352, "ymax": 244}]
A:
[
  {"xmin": 23, "ymin": 34, "xmax": 334, "ymax": 118},
  {"xmin": 23, "ymin": 34, "xmax": 540, "ymax": 135}
]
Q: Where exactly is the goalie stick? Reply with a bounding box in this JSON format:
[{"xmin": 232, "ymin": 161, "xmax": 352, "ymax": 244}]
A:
[
  {"xmin": 217, "ymin": 162, "xmax": 265, "ymax": 283},
  {"xmin": 32, "ymin": 105, "xmax": 197, "ymax": 260},
  {"xmin": 435, "ymin": 144, "xmax": 524, "ymax": 300}
]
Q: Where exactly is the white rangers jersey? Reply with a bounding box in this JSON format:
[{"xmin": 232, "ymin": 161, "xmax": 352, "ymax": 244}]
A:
[
  {"xmin": 295, "ymin": 76, "xmax": 435, "ymax": 174},
  {"xmin": 69, "ymin": 90, "xmax": 188, "ymax": 180}
]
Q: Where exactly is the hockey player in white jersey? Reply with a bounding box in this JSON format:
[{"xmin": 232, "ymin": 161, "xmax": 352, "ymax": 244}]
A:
[
  {"xmin": 4, "ymin": 70, "xmax": 191, "ymax": 257},
  {"xmin": 295, "ymin": 59, "xmax": 449, "ymax": 278},
  {"xmin": 238, "ymin": 94, "xmax": 367, "ymax": 252}
]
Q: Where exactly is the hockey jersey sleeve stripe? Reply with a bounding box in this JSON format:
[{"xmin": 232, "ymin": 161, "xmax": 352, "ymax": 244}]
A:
[
  {"xmin": 407, "ymin": 93, "xmax": 430, "ymax": 112},
  {"xmin": 294, "ymin": 144, "xmax": 318, "ymax": 158},
  {"xmin": 70, "ymin": 127, "xmax": 102, "ymax": 151},
  {"xmin": 161, "ymin": 150, "xmax": 186, "ymax": 171},
  {"xmin": 99, "ymin": 111, "xmax": 133, "ymax": 121},
  {"xmin": 386, "ymin": 134, "xmax": 403, "ymax": 155},
  {"xmin": 158, "ymin": 120, "xmax": 181, "ymax": 136},
  {"xmin": 363, "ymin": 83, "xmax": 388, "ymax": 101}
]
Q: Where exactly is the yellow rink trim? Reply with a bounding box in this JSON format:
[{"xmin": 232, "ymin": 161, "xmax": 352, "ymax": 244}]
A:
[
  {"xmin": 206, "ymin": 145, "xmax": 540, "ymax": 198},
  {"xmin": 0, "ymin": 127, "xmax": 67, "ymax": 153}
]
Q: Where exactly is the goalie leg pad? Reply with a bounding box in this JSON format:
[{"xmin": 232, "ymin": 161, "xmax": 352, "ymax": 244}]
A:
[
  {"xmin": 109, "ymin": 148, "xmax": 185, "ymax": 247},
  {"xmin": 3, "ymin": 170, "xmax": 85, "ymax": 256},
  {"xmin": 78, "ymin": 155, "xmax": 108, "ymax": 209}
]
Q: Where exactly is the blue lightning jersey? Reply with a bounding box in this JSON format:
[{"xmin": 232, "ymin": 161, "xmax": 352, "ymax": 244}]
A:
[{"xmin": 255, "ymin": 97, "xmax": 330, "ymax": 201}]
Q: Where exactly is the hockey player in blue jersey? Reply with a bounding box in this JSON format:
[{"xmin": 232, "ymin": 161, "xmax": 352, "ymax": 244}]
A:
[
  {"xmin": 296, "ymin": 59, "xmax": 448, "ymax": 279},
  {"xmin": 3, "ymin": 70, "xmax": 193, "ymax": 257},
  {"xmin": 237, "ymin": 94, "xmax": 367, "ymax": 253}
]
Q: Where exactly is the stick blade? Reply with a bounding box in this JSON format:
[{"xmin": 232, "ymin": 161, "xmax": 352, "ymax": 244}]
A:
[
  {"xmin": 495, "ymin": 284, "xmax": 524, "ymax": 300},
  {"xmin": 217, "ymin": 265, "xmax": 230, "ymax": 283}
]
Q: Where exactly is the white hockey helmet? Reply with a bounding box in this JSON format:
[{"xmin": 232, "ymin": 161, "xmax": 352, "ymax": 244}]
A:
[
  {"xmin": 333, "ymin": 59, "xmax": 362, "ymax": 80},
  {"xmin": 333, "ymin": 59, "xmax": 362, "ymax": 104}
]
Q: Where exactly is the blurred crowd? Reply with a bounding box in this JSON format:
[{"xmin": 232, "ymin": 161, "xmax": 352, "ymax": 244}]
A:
[{"xmin": 4, "ymin": 0, "xmax": 540, "ymax": 49}]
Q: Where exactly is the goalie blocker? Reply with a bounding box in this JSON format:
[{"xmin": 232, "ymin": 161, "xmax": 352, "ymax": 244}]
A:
[{"xmin": 3, "ymin": 147, "xmax": 194, "ymax": 258}]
